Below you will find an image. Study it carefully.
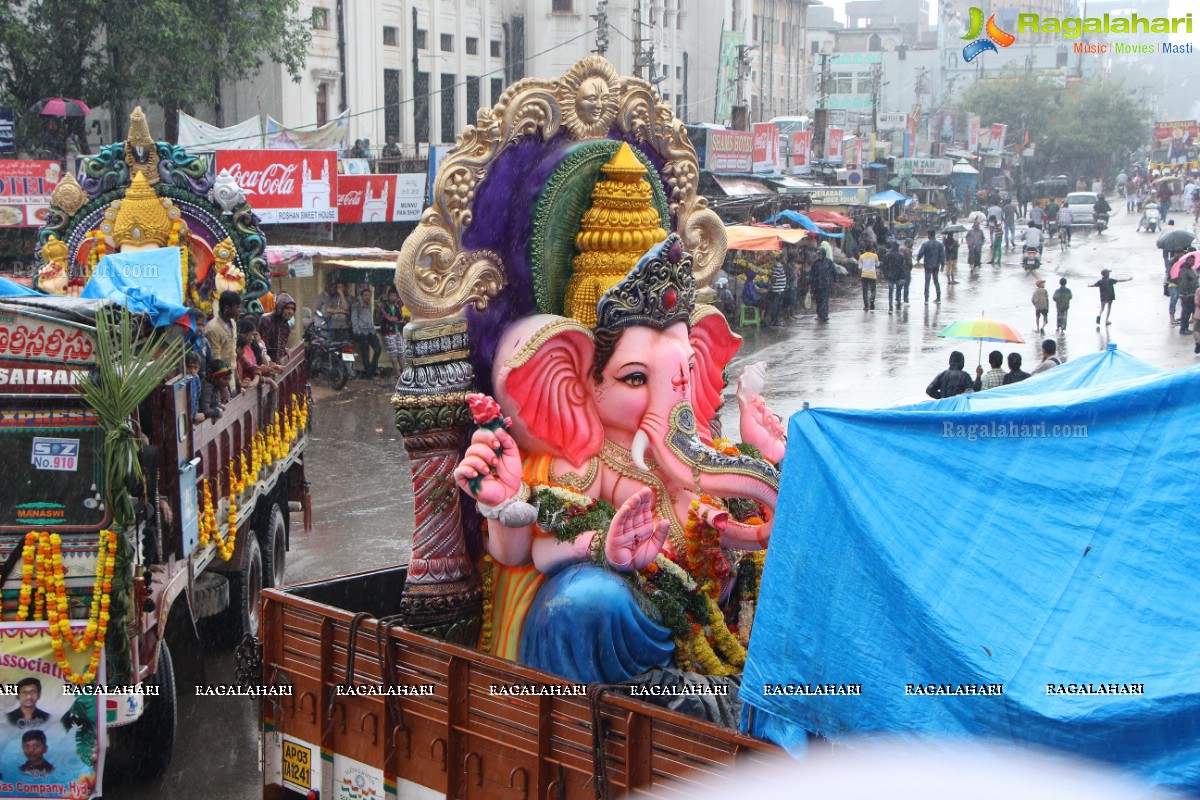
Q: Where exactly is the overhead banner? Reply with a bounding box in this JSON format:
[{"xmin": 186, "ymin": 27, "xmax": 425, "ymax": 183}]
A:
[
  {"xmin": 177, "ymin": 112, "xmax": 264, "ymax": 150},
  {"xmin": 877, "ymin": 112, "xmax": 907, "ymax": 132},
  {"xmin": 989, "ymin": 123, "xmax": 1007, "ymax": 153},
  {"xmin": 705, "ymin": 130, "xmax": 754, "ymax": 173},
  {"xmin": 216, "ymin": 150, "xmax": 337, "ymax": 224},
  {"xmin": 894, "ymin": 158, "xmax": 953, "ymax": 176},
  {"xmin": 968, "ymin": 114, "xmax": 981, "ymax": 151},
  {"xmin": 852, "ymin": 138, "xmax": 864, "ymax": 168},
  {"xmin": 0, "ymin": 108, "xmax": 14, "ymax": 154},
  {"xmin": 0, "ymin": 161, "xmax": 63, "ymax": 228},
  {"xmin": 791, "ymin": 132, "xmax": 812, "ymax": 175},
  {"xmin": 265, "ymin": 111, "xmax": 348, "ymax": 151},
  {"xmin": 336, "ymin": 174, "xmax": 426, "ymax": 223},
  {"xmin": 751, "ymin": 122, "xmax": 779, "ymax": 173},
  {"xmin": 827, "ymin": 128, "xmax": 844, "ymax": 163},
  {"xmin": 0, "ymin": 623, "xmax": 105, "ymax": 799},
  {"xmin": 714, "ymin": 31, "xmax": 745, "ymax": 122},
  {"xmin": 1154, "ymin": 120, "xmax": 1197, "ymax": 161}
]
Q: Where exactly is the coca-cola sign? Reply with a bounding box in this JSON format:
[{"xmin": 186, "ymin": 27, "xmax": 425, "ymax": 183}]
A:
[
  {"xmin": 215, "ymin": 150, "xmax": 337, "ymax": 224},
  {"xmin": 337, "ymin": 174, "xmax": 427, "ymax": 224}
]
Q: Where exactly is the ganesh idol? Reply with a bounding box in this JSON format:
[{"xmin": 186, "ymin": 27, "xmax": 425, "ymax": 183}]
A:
[
  {"xmin": 33, "ymin": 107, "xmax": 268, "ymax": 311},
  {"xmin": 390, "ymin": 55, "xmax": 787, "ymax": 687}
]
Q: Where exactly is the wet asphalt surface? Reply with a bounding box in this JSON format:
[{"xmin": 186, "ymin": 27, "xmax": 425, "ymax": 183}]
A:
[{"xmin": 114, "ymin": 204, "xmax": 1197, "ymax": 798}]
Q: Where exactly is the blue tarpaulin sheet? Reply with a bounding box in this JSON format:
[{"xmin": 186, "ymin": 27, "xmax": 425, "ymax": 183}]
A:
[
  {"xmin": 764, "ymin": 210, "xmax": 844, "ymax": 238},
  {"xmin": 80, "ymin": 248, "xmax": 189, "ymax": 328},
  {"xmin": 741, "ymin": 363, "xmax": 1200, "ymax": 792},
  {"xmin": 0, "ymin": 276, "xmax": 38, "ymax": 296}
]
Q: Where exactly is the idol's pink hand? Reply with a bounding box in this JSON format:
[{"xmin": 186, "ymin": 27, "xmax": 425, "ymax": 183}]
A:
[
  {"xmin": 453, "ymin": 426, "xmax": 523, "ymax": 507},
  {"xmin": 605, "ymin": 488, "xmax": 669, "ymax": 572}
]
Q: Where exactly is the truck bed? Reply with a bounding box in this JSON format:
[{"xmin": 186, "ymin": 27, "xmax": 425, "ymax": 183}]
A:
[{"xmin": 261, "ymin": 566, "xmax": 782, "ymax": 799}]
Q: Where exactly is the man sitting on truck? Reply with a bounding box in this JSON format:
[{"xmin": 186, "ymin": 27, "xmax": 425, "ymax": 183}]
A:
[
  {"xmin": 201, "ymin": 360, "xmax": 232, "ymax": 420},
  {"xmin": 258, "ymin": 292, "xmax": 297, "ymax": 363}
]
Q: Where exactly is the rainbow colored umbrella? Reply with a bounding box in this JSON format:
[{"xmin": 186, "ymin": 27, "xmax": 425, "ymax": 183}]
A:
[{"xmin": 938, "ymin": 315, "xmax": 1025, "ymax": 364}]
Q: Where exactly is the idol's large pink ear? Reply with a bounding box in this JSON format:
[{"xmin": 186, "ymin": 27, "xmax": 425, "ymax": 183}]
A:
[
  {"xmin": 690, "ymin": 306, "xmax": 742, "ymax": 443},
  {"xmin": 500, "ymin": 318, "xmax": 603, "ymax": 462}
]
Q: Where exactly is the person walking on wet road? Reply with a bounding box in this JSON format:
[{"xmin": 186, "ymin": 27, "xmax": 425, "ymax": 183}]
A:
[
  {"xmin": 811, "ymin": 246, "xmax": 837, "ymax": 322},
  {"xmin": 926, "ymin": 351, "xmax": 974, "ymax": 398},
  {"xmin": 858, "ymin": 246, "xmax": 878, "ymax": 311},
  {"xmin": 1052, "ymin": 278, "xmax": 1072, "ymax": 332},
  {"xmin": 881, "ymin": 240, "xmax": 906, "ymax": 314},
  {"xmin": 1176, "ymin": 259, "xmax": 1198, "ymax": 334},
  {"xmin": 973, "ymin": 350, "xmax": 1007, "ymax": 391},
  {"xmin": 965, "ymin": 220, "xmax": 985, "ymax": 271},
  {"xmin": 1002, "ymin": 200, "xmax": 1017, "ymax": 248},
  {"xmin": 943, "ymin": 231, "xmax": 959, "ymax": 284},
  {"xmin": 1002, "ymin": 352, "xmax": 1030, "ymax": 385},
  {"xmin": 916, "ymin": 229, "xmax": 945, "ymax": 304},
  {"xmin": 1032, "ymin": 279, "xmax": 1049, "ymax": 334},
  {"xmin": 1091, "ymin": 268, "xmax": 1132, "ymax": 327}
]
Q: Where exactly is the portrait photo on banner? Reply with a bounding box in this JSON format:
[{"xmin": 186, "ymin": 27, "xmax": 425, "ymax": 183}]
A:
[{"xmin": 0, "ymin": 624, "xmax": 104, "ymax": 800}]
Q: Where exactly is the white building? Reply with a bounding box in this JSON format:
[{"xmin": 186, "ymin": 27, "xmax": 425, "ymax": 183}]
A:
[{"xmin": 212, "ymin": 0, "xmax": 709, "ymax": 154}]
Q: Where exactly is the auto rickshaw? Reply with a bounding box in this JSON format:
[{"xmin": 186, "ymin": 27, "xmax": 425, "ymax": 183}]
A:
[{"xmin": 1031, "ymin": 175, "xmax": 1071, "ymax": 210}]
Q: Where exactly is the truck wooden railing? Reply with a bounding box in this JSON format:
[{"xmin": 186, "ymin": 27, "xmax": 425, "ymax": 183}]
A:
[{"xmin": 261, "ymin": 566, "xmax": 783, "ymax": 800}]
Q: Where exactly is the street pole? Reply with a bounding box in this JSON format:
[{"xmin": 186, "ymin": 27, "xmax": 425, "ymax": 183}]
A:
[{"xmin": 591, "ymin": 0, "xmax": 609, "ymax": 56}]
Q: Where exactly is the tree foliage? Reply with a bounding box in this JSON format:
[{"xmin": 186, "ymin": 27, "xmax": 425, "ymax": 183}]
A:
[
  {"xmin": 0, "ymin": 0, "xmax": 311, "ymax": 145},
  {"xmin": 963, "ymin": 75, "xmax": 1149, "ymax": 181}
]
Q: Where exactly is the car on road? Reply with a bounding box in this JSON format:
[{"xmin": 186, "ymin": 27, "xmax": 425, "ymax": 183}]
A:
[{"xmin": 1064, "ymin": 191, "xmax": 1098, "ymax": 225}]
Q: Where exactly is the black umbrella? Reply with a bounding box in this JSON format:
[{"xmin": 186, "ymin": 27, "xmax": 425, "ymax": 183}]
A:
[
  {"xmin": 941, "ymin": 224, "xmax": 968, "ymax": 234},
  {"xmin": 1156, "ymin": 229, "xmax": 1195, "ymax": 251}
]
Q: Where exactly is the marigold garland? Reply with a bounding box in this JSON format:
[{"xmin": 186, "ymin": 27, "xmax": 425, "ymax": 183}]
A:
[
  {"xmin": 684, "ymin": 496, "xmax": 731, "ymax": 601},
  {"xmin": 15, "ymin": 531, "xmax": 116, "ymax": 685}
]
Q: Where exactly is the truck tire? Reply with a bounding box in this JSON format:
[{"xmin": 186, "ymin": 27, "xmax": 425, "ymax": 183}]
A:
[
  {"xmin": 191, "ymin": 571, "xmax": 230, "ymax": 619},
  {"xmin": 224, "ymin": 534, "xmax": 263, "ymax": 644},
  {"xmin": 258, "ymin": 503, "xmax": 287, "ymax": 590},
  {"xmin": 330, "ymin": 355, "xmax": 349, "ymax": 390},
  {"xmin": 128, "ymin": 642, "xmax": 177, "ymax": 779}
]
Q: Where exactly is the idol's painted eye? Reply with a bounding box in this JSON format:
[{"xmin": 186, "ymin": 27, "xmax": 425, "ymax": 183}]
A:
[{"xmin": 618, "ymin": 372, "xmax": 647, "ymax": 387}]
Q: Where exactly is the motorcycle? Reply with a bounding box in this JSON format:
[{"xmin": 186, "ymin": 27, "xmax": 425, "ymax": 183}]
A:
[
  {"xmin": 303, "ymin": 310, "xmax": 354, "ymax": 390},
  {"xmin": 1045, "ymin": 219, "xmax": 1058, "ymax": 238},
  {"xmin": 1138, "ymin": 203, "xmax": 1160, "ymax": 233},
  {"xmin": 1021, "ymin": 246, "xmax": 1041, "ymax": 273},
  {"xmin": 1094, "ymin": 212, "xmax": 1109, "ymax": 234}
]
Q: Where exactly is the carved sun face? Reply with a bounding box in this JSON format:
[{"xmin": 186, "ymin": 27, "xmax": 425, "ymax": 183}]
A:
[{"xmin": 560, "ymin": 56, "xmax": 620, "ymax": 139}]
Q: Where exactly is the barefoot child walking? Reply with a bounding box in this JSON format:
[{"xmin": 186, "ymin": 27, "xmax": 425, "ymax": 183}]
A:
[{"xmin": 1091, "ymin": 269, "xmax": 1131, "ymax": 327}]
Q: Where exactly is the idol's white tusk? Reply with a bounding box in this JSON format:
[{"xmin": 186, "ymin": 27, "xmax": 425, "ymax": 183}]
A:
[{"xmin": 631, "ymin": 429, "xmax": 651, "ymax": 472}]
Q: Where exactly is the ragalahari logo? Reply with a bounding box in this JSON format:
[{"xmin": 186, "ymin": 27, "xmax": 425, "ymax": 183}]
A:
[{"xmin": 962, "ymin": 7, "xmax": 1015, "ymax": 62}]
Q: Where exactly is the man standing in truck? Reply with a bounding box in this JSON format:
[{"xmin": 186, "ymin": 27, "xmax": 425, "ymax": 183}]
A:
[
  {"xmin": 258, "ymin": 292, "xmax": 297, "ymax": 362},
  {"xmin": 206, "ymin": 291, "xmax": 243, "ymax": 392}
]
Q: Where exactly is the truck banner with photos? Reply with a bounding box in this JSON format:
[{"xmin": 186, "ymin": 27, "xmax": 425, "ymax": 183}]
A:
[{"xmin": 0, "ymin": 623, "xmax": 104, "ymax": 799}]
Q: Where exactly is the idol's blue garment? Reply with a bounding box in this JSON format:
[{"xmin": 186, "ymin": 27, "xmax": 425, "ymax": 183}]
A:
[{"xmin": 518, "ymin": 564, "xmax": 674, "ymax": 684}]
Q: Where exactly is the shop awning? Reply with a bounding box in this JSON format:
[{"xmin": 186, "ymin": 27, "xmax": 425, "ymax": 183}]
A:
[
  {"xmin": 804, "ymin": 209, "xmax": 854, "ymax": 227},
  {"xmin": 712, "ymin": 175, "xmax": 775, "ymax": 196},
  {"xmin": 767, "ymin": 175, "xmax": 826, "ymax": 193},
  {"xmin": 724, "ymin": 225, "xmax": 784, "ymax": 251}
]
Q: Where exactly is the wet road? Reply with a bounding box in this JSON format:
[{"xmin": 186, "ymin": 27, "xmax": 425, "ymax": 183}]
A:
[{"xmin": 116, "ymin": 204, "xmax": 1195, "ymax": 798}]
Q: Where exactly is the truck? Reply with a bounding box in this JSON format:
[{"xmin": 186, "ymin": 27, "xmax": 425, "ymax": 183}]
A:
[
  {"xmin": 259, "ymin": 567, "xmax": 782, "ymax": 800},
  {"xmin": 0, "ymin": 293, "xmax": 308, "ymax": 782}
]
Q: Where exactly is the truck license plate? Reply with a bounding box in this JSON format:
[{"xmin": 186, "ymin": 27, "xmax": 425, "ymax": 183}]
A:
[
  {"xmin": 281, "ymin": 739, "xmax": 312, "ymax": 791},
  {"xmin": 31, "ymin": 437, "xmax": 79, "ymax": 472},
  {"xmin": 341, "ymin": 353, "xmax": 356, "ymax": 362}
]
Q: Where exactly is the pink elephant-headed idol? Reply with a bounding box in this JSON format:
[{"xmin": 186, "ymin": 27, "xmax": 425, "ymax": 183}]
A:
[{"xmin": 454, "ymin": 231, "xmax": 787, "ymax": 684}]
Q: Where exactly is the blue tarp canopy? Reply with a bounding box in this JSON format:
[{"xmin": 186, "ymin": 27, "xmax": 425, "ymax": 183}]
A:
[
  {"xmin": 0, "ymin": 276, "xmax": 38, "ymax": 297},
  {"xmin": 763, "ymin": 210, "xmax": 844, "ymax": 239},
  {"xmin": 868, "ymin": 189, "xmax": 913, "ymax": 206},
  {"xmin": 742, "ymin": 361, "xmax": 1200, "ymax": 792},
  {"xmin": 80, "ymin": 248, "xmax": 190, "ymax": 328}
]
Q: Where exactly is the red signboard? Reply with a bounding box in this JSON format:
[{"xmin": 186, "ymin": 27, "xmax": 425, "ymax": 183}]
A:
[
  {"xmin": 752, "ymin": 122, "xmax": 779, "ymax": 173},
  {"xmin": 989, "ymin": 123, "xmax": 1007, "ymax": 152},
  {"xmin": 215, "ymin": 150, "xmax": 337, "ymax": 224},
  {"xmin": 705, "ymin": 130, "xmax": 754, "ymax": 173},
  {"xmin": 337, "ymin": 174, "xmax": 426, "ymax": 224},
  {"xmin": 827, "ymin": 128, "xmax": 844, "ymax": 162},
  {"xmin": 0, "ymin": 160, "xmax": 62, "ymax": 227},
  {"xmin": 791, "ymin": 132, "xmax": 812, "ymax": 175}
]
